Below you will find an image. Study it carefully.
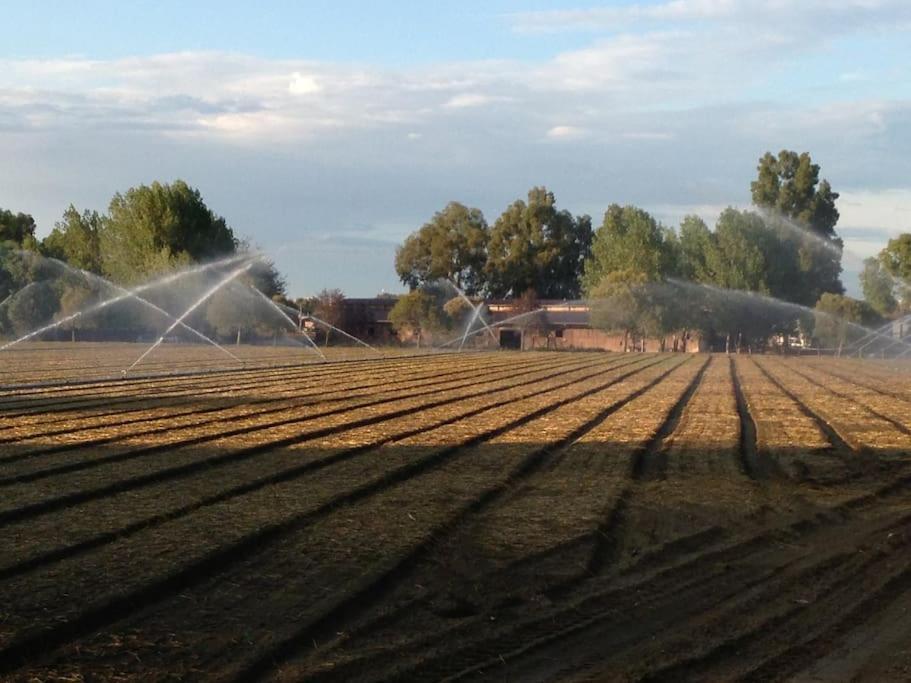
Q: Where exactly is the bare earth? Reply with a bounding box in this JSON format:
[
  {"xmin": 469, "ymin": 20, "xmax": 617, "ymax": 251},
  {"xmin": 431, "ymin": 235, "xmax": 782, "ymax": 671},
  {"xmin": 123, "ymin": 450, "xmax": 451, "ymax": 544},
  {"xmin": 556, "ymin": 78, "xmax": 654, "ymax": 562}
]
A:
[{"xmin": 0, "ymin": 346, "xmax": 910, "ymax": 681}]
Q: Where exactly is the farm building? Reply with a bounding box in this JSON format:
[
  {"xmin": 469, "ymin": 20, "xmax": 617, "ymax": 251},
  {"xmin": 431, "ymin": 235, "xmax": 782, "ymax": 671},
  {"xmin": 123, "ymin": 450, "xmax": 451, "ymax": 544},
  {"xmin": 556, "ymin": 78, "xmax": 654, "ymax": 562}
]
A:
[
  {"xmin": 330, "ymin": 296, "xmax": 705, "ymax": 351},
  {"xmin": 485, "ymin": 300, "xmax": 706, "ymax": 352}
]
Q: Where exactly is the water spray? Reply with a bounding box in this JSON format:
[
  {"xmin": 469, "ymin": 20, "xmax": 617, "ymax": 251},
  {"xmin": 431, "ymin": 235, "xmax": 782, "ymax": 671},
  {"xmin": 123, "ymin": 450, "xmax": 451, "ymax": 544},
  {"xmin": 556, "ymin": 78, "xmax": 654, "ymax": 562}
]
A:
[
  {"xmin": 125, "ymin": 260, "xmax": 256, "ymax": 374},
  {"xmin": 0, "ymin": 252, "xmax": 255, "ymax": 353},
  {"xmin": 246, "ymin": 285, "xmax": 326, "ymax": 361},
  {"xmin": 303, "ymin": 313, "xmax": 382, "ymax": 354},
  {"xmin": 439, "ymin": 308, "xmax": 544, "ymax": 348}
]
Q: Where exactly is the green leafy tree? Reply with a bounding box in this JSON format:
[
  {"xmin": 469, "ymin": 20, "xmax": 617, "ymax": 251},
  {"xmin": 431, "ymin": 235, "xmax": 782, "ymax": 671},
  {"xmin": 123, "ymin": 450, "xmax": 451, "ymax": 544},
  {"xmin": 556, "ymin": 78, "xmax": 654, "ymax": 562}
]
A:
[
  {"xmin": 395, "ymin": 202, "xmax": 489, "ymax": 294},
  {"xmin": 879, "ymin": 234, "xmax": 911, "ymax": 282},
  {"xmin": 588, "ymin": 270, "xmax": 656, "ymax": 352},
  {"xmin": 388, "ymin": 285, "xmax": 451, "ymax": 346},
  {"xmin": 814, "ymin": 293, "xmax": 878, "ymax": 356},
  {"xmin": 582, "ymin": 204, "xmax": 678, "ymax": 294},
  {"xmin": 750, "ymin": 150, "xmax": 844, "ymax": 302},
  {"xmin": 860, "ymin": 257, "xmax": 898, "ymax": 317},
  {"xmin": 5, "ymin": 280, "xmax": 59, "ymax": 335},
  {"xmin": 101, "ymin": 180, "xmax": 237, "ymax": 284},
  {"xmin": 0, "ymin": 208, "xmax": 38, "ymax": 249},
  {"xmin": 485, "ymin": 187, "xmax": 592, "ymax": 299},
  {"xmin": 677, "ymin": 215, "xmax": 716, "ymax": 283},
  {"xmin": 42, "ymin": 206, "xmax": 104, "ymax": 273},
  {"xmin": 751, "ymin": 150, "xmax": 840, "ymax": 238}
]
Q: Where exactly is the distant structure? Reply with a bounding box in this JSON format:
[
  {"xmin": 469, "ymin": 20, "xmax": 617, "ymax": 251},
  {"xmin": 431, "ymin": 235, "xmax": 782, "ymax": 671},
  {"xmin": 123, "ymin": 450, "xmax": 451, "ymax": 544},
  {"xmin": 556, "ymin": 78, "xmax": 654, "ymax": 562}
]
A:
[
  {"xmin": 486, "ymin": 300, "xmax": 705, "ymax": 352},
  {"xmin": 331, "ymin": 297, "xmax": 705, "ymax": 352}
]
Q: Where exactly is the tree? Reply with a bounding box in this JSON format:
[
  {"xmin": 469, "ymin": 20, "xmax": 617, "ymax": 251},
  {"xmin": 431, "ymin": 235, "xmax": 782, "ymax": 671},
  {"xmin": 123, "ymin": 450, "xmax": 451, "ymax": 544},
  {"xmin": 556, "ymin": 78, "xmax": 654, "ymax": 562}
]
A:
[
  {"xmin": 588, "ymin": 270, "xmax": 655, "ymax": 352},
  {"xmin": 814, "ymin": 293, "xmax": 877, "ymax": 356},
  {"xmin": 5, "ymin": 281, "xmax": 59, "ymax": 335},
  {"xmin": 750, "ymin": 150, "xmax": 844, "ymax": 302},
  {"xmin": 205, "ymin": 287, "xmax": 257, "ymax": 344},
  {"xmin": 55, "ymin": 283, "xmax": 102, "ymax": 341},
  {"xmin": 677, "ymin": 215, "xmax": 715, "ymax": 283},
  {"xmin": 751, "ymin": 150, "xmax": 840, "ymax": 238},
  {"xmin": 42, "ymin": 206, "xmax": 104, "ymax": 273},
  {"xmin": 485, "ymin": 187, "xmax": 592, "ymax": 299},
  {"xmin": 0, "ymin": 208, "xmax": 38, "ymax": 249},
  {"xmin": 101, "ymin": 180, "xmax": 237, "ymax": 284},
  {"xmin": 395, "ymin": 202, "xmax": 489, "ymax": 294},
  {"xmin": 860, "ymin": 257, "xmax": 898, "ymax": 317},
  {"xmin": 879, "ymin": 234, "xmax": 911, "ymax": 282},
  {"xmin": 582, "ymin": 204, "xmax": 678, "ymax": 294},
  {"xmin": 389, "ymin": 288, "xmax": 451, "ymax": 347}
]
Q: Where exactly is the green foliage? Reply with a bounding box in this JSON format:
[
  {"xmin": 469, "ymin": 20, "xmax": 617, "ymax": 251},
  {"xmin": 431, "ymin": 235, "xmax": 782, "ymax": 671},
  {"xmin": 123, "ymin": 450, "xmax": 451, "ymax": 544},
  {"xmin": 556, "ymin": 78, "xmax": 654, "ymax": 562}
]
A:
[
  {"xmin": 101, "ymin": 180, "xmax": 237, "ymax": 284},
  {"xmin": 708, "ymin": 209, "xmax": 783, "ymax": 294},
  {"xmin": 860, "ymin": 257, "xmax": 898, "ymax": 317},
  {"xmin": 750, "ymin": 150, "xmax": 844, "ymax": 301},
  {"xmin": 582, "ymin": 204, "xmax": 677, "ymax": 294},
  {"xmin": 485, "ymin": 187, "xmax": 592, "ymax": 299},
  {"xmin": 42, "ymin": 206, "xmax": 104, "ymax": 273},
  {"xmin": 814, "ymin": 293, "xmax": 877, "ymax": 354},
  {"xmin": 589, "ymin": 270, "xmax": 652, "ymax": 337},
  {"xmin": 5, "ymin": 281, "xmax": 59, "ymax": 335},
  {"xmin": 0, "ymin": 208, "xmax": 37, "ymax": 247},
  {"xmin": 677, "ymin": 215, "xmax": 715, "ymax": 282},
  {"xmin": 395, "ymin": 202, "xmax": 488, "ymax": 294},
  {"xmin": 879, "ymin": 234, "xmax": 911, "ymax": 281},
  {"xmin": 751, "ymin": 150, "xmax": 840, "ymax": 238},
  {"xmin": 389, "ymin": 286, "xmax": 451, "ymax": 345}
]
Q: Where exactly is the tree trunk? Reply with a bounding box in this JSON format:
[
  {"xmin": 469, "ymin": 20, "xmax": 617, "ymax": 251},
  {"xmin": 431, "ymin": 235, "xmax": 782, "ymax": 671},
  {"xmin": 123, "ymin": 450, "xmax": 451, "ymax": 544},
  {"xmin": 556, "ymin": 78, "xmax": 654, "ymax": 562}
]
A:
[
  {"xmin": 236, "ymin": 328, "xmax": 241, "ymax": 346},
  {"xmin": 725, "ymin": 333, "xmax": 731, "ymax": 355},
  {"xmin": 324, "ymin": 329, "xmax": 331, "ymax": 348},
  {"xmin": 71, "ymin": 328, "xmax": 76, "ymax": 343}
]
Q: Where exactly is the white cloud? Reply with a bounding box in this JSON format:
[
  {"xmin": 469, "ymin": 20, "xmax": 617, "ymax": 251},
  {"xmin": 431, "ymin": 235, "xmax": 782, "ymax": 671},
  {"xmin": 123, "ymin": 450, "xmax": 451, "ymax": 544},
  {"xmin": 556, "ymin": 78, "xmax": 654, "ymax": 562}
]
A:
[
  {"xmin": 838, "ymin": 188, "xmax": 911, "ymax": 233},
  {"xmin": 288, "ymin": 72, "xmax": 321, "ymax": 95},
  {"xmin": 443, "ymin": 93, "xmax": 495, "ymax": 108},
  {"xmin": 546, "ymin": 125, "xmax": 586, "ymax": 139}
]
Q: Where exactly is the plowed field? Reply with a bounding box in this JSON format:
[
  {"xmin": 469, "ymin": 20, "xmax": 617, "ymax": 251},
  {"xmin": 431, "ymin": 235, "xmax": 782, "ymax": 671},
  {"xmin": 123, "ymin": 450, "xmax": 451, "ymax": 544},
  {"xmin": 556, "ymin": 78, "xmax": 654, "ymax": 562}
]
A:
[{"xmin": 1, "ymin": 349, "xmax": 911, "ymax": 681}]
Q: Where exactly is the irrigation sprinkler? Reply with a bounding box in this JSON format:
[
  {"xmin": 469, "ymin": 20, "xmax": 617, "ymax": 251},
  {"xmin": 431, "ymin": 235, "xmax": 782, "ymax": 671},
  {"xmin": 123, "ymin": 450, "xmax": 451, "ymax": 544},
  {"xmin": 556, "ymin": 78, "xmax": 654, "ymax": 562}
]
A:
[{"xmin": 125, "ymin": 261, "xmax": 255, "ymax": 374}]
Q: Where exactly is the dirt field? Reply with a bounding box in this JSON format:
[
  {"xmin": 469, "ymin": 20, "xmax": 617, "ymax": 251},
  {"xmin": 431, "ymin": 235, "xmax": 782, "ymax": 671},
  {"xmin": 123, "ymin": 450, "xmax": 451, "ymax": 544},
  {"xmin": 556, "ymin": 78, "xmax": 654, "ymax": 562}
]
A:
[{"xmin": 1, "ymin": 348, "xmax": 910, "ymax": 681}]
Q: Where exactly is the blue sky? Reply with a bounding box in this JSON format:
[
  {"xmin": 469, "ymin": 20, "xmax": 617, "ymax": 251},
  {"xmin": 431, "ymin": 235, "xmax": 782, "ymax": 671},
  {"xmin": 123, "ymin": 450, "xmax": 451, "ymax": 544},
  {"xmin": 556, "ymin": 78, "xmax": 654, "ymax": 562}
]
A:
[{"xmin": 2, "ymin": 1, "xmax": 911, "ymax": 297}]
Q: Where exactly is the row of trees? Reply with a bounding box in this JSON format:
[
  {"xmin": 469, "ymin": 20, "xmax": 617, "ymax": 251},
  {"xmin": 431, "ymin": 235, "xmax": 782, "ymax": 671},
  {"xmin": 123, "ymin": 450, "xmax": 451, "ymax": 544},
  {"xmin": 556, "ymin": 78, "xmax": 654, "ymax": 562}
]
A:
[
  {"xmin": 394, "ymin": 150, "xmax": 904, "ymax": 351},
  {"xmin": 0, "ymin": 181, "xmax": 289, "ymax": 342},
  {"xmin": 395, "ymin": 187, "xmax": 593, "ymax": 299}
]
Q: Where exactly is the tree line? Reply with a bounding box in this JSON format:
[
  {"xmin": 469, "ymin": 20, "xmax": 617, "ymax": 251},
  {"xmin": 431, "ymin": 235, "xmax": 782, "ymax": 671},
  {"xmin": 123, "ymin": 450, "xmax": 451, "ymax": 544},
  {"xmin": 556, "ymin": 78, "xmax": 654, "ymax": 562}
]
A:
[
  {"xmin": 393, "ymin": 150, "xmax": 908, "ymax": 351},
  {"xmin": 0, "ymin": 181, "xmax": 288, "ymax": 342}
]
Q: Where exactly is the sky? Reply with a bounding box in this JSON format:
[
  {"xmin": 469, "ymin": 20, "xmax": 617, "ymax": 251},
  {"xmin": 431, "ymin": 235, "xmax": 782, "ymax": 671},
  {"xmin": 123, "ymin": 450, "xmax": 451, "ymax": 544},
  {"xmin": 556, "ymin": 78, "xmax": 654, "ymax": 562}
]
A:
[{"xmin": 1, "ymin": 0, "xmax": 910, "ymax": 297}]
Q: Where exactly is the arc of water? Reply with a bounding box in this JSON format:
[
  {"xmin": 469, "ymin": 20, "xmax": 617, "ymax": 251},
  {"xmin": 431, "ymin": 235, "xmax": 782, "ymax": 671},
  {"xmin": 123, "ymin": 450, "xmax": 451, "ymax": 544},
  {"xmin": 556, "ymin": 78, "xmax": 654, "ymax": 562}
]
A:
[
  {"xmin": 246, "ymin": 285, "xmax": 326, "ymax": 361},
  {"xmin": 70, "ymin": 265, "xmax": 243, "ymax": 364},
  {"xmin": 440, "ymin": 308, "xmax": 544, "ymax": 348},
  {"xmin": 666, "ymin": 278, "xmax": 911, "ymax": 355},
  {"xmin": 0, "ymin": 252, "xmax": 255, "ymax": 352},
  {"xmin": 846, "ymin": 313, "xmax": 911, "ymax": 354},
  {"xmin": 459, "ymin": 303, "xmax": 484, "ymax": 351},
  {"xmin": 448, "ymin": 280, "xmax": 497, "ymax": 342},
  {"xmin": 125, "ymin": 261, "xmax": 255, "ymax": 374},
  {"xmin": 304, "ymin": 313, "xmax": 381, "ymax": 354}
]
